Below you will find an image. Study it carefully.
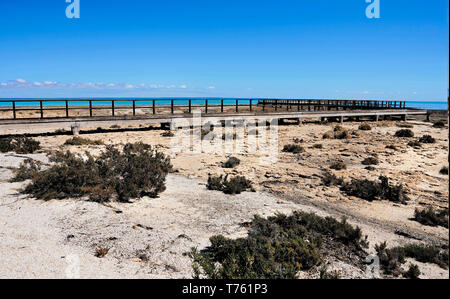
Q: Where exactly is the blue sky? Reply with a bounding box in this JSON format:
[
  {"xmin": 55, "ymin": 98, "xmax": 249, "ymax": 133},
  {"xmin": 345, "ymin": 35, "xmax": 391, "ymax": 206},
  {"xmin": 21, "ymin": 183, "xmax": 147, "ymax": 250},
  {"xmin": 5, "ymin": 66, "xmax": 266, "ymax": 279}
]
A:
[{"xmin": 0, "ymin": 0, "xmax": 448, "ymax": 100}]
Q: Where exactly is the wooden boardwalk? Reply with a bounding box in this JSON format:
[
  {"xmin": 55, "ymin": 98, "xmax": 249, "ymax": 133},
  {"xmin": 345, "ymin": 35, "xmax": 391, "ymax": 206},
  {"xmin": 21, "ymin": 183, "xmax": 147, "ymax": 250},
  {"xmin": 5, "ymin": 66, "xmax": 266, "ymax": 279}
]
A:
[{"xmin": 0, "ymin": 98, "xmax": 428, "ymax": 135}]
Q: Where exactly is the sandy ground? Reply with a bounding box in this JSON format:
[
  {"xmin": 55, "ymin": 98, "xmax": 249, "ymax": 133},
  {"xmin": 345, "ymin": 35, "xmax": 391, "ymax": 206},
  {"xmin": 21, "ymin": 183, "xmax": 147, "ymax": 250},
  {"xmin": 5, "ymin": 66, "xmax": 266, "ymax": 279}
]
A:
[{"xmin": 0, "ymin": 118, "xmax": 448, "ymax": 279}]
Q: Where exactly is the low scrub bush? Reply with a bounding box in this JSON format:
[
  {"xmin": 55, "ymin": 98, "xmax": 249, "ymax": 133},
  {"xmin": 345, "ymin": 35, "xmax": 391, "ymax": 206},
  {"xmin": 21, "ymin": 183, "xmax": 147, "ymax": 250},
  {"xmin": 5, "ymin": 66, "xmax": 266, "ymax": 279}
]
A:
[
  {"xmin": 312, "ymin": 144, "xmax": 323, "ymax": 149},
  {"xmin": 282, "ymin": 144, "xmax": 305, "ymax": 153},
  {"xmin": 407, "ymin": 140, "xmax": 421, "ymax": 148},
  {"xmin": 322, "ymin": 127, "xmax": 350, "ymax": 140},
  {"xmin": 161, "ymin": 131, "xmax": 174, "ymax": 137},
  {"xmin": 376, "ymin": 241, "xmax": 448, "ymax": 276},
  {"xmin": 207, "ymin": 174, "xmax": 254, "ymax": 195},
  {"xmin": 221, "ymin": 157, "xmax": 240, "ymax": 168},
  {"xmin": 413, "ymin": 207, "xmax": 448, "ymax": 228},
  {"xmin": 362, "ymin": 156, "xmax": 379, "ymax": 165},
  {"xmin": 321, "ymin": 171, "xmax": 344, "ymax": 186},
  {"xmin": 418, "ymin": 135, "xmax": 436, "ymax": 144},
  {"xmin": 10, "ymin": 159, "xmax": 42, "ymax": 182},
  {"xmin": 0, "ymin": 137, "xmax": 41, "ymax": 154},
  {"xmin": 385, "ymin": 145, "xmax": 398, "ymax": 150},
  {"xmin": 398, "ymin": 244, "xmax": 448, "ymax": 269},
  {"xmin": 340, "ymin": 176, "xmax": 408, "ymax": 204},
  {"xmin": 188, "ymin": 211, "xmax": 367, "ymax": 279},
  {"xmin": 433, "ymin": 121, "xmax": 445, "ymax": 128},
  {"xmin": 440, "ymin": 166, "xmax": 448, "ymax": 175},
  {"xmin": 403, "ymin": 264, "xmax": 421, "ymax": 279},
  {"xmin": 358, "ymin": 123, "xmax": 372, "ymax": 131},
  {"xmin": 330, "ymin": 161, "xmax": 346, "ymax": 170},
  {"xmin": 396, "ymin": 122, "xmax": 414, "ymax": 128},
  {"xmin": 21, "ymin": 143, "xmax": 172, "ymax": 202},
  {"xmin": 64, "ymin": 137, "xmax": 104, "ymax": 146},
  {"xmin": 395, "ymin": 129, "xmax": 414, "ymax": 138}
]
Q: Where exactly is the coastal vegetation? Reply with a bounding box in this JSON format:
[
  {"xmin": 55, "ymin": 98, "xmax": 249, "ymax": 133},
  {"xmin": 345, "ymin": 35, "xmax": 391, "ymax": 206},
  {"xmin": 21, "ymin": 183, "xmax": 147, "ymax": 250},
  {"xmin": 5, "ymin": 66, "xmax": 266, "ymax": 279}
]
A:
[
  {"xmin": 64, "ymin": 136, "xmax": 104, "ymax": 146},
  {"xmin": 0, "ymin": 136, "xmax": 41, "ymax": 154},
  {"xmin": 358, "ymin": 123, "xmax": 372, "ymax": 131},
  {"xmin": 282, "ymin": 144, "xmax": 305, "ymax": 153},
  {"xmin": 207, "ymin": 174, "xmax": 254, "ymax": 195},
  {"xmin": 395, "ymin": 129, "xmax": 414, "ymax": 138},
  {"xmin": 16, "ymin": 142, "xmax": 171, "ymax": 202},
  {"xmin": 221, "ymin": 157, "xmax": 240, "ymax": 168},
  {"xmin": 340, "ymin": 176, "xmax": 409, "ymax": 204},
  {"xmin": 413, "ymin": 207, "xmax": 448, "ymax": 228},
  {"xmin": 188, "ymin": 211, "xmax": 367, "ymax": 279}
]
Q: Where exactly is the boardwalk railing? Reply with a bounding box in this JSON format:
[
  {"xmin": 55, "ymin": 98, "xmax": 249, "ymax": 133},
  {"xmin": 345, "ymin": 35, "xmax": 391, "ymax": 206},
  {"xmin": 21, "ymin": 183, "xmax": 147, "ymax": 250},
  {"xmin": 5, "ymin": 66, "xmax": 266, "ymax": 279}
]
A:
[{"xmin": 0, "ymin": 98, "xmax": 407, "ymax": 120}]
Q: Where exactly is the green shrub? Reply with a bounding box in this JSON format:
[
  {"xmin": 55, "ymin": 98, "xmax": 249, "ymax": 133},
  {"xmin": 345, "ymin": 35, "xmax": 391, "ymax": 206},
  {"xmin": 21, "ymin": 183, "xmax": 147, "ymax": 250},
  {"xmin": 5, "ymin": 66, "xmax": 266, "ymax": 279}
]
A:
[
  {"xmin": 385, "ymin": 145, "xmax": 397, "ymax": 150},
  {"xmin": 207, "ymin": 175, "xmax": 254, "ymax": 195},
  {"xmin": 396, "ymin": 243, "xmax": 448, "ymax": 269},
  {"xmin": 161, "ymin": 131, "xmax": 174, "ymax": 137},
  {"xmin": 188, "ymin": 211, "xmax": 367, "ymax": 279},
  {"xmin": 330, "ymin": 161, "xmax": 346, "ymax": 170},
  {"xmin": 322, "ymin": 128, "xmax": 349, "ymax": 140},
  {"xmin": 322, "ymin": 131, "xmax": 334, "ymax": 139},
  {"xmin": 433, "ymin": 121, "xmax": 445, "ymax": 128},
  {"xmin": 321, "ymin": 171, "xmax": 344, "ymax": 186},
  {"xmin": 362, "ymin": 156, "xmax": 379, "ymax": 165},
  {"xmin": 340, "ymin": 176, "xmax": 408, "ymax": 204},
  {"xmin": 403, "ymin": 264, "xmax": 421, "ymax": 279},
  {"xmin": 413, "ymin": 207, "xmax": 448, "ymax": 228},
  {"xmin": 395, "ymin": 129, "xmax": 414, "ymax": 138},
  {"xmin": 282, "ymin": 144, "xmax": 305, "ymax": 153},
  {"xmin": 407, "ymin": 140, "xmax": 421, "ymax": 148},
  {"xmin": 376, "ymin": 241, "xmax": 448, "ymax": 276},
  {"xmin": 21, "ymin": 143, "xmax": 171, "ymax": 202},
  {"xmin": 396, "ymin": 122, "xmax": 414, "ymax": 128},
  {"xmin": 358, "ymin": 123, "xmax": 372, "ymax": 131},
  {"xmin": 375, "ymin": 242, "xmax": 405, "ymax": 276},
  {"xmin": 64, "ymin": 137, "xmax": 104, "ymax": 146},
  {"xmin": 335, "ymin": 129, "xmax": 350, "ymax": 139},
  {"xmin": 10, "ymin": 159, "xmax": 42, "ymax": 182},
  {"xmin": 440, "ymin": 166, "xmax": 448, "ymax": 175},
  {"xmin": 312, "ymin": 144, "xmax": 323, "ymax": 149},
  {"xmin": 221, "ymin": 157, "xmax": 241, "ymax": 168},
  {"xmin": 418, "ymin": 135, "xmax": 436, "ymax": 144},
  {"xmin": 0, "ymin": 137, "xmax": 41, "ymax": 154}
]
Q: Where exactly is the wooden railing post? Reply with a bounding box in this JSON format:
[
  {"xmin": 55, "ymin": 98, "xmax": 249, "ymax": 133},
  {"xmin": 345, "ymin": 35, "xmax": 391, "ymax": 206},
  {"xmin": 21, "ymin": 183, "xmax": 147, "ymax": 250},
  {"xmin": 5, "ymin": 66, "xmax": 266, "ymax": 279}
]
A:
[
  {"xmin": 40, "ymin": 100, "xmax": 43, "ymax": 119},
  {"xmin": 205, "ymin": 100, "xmax": 208, "ymax": 114},
  {"xmin": 221, "ymin": 100, "xmax": 224, "ymax": 113},
  {"xmin": 132, "ymin": 100, "xmax": 136, "ymax": 116},
  {"xmin": 89, "ymin": 100, "xmax": 93, "ymax": 117},
  {"xmin": 153, "ymin": 100, "xmax": 156, "ymax": 114},
  {"xmin": 188, "ymin": 99, "xmax": 192, "ymax": 114},
  {"xmin": 249, "ymin": 99, "xmax": 252, "ymax": 112},
  {"xmin": 111, "ymin": 100, "xmax": 115, "ymax": 116},
  {"xmin": 236, "ymin": 99, "xmax": 239, "ymax": 112},
  {"xmin": 65, "ymin": 100, "xmax": 69, "ymax": 117},
  {"xmin": 12, "ymin": 101, "xmax": 16, "ymax": 119},
  {"xmin": 171, "ymin": 99, "xmax": 174, "ymax": 114}
]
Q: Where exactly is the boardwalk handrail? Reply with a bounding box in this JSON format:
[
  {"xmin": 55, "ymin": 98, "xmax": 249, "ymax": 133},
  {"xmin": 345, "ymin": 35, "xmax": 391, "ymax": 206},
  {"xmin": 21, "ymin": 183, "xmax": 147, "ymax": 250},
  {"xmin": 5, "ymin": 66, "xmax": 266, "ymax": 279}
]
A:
[{"xmin": 0, "ymin": 98, "xmax": 407, "ymax": 120}]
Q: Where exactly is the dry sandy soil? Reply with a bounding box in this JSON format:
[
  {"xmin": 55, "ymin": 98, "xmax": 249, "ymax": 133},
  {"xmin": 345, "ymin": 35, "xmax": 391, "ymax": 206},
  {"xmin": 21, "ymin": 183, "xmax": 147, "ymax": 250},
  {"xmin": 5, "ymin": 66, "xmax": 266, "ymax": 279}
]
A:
[{"xmin": 0, "ymin": 118, "xmax": 448, "ymax": 279}]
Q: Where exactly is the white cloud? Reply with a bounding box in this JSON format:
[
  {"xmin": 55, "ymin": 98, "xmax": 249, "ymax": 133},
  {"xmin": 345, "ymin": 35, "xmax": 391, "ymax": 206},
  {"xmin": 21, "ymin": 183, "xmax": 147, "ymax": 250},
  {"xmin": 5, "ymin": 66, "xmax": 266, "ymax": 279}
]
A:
[
  {"xmin": 207, "ymin": 86, "xmax": 215, "ymax": 89},
  {"xmin": 0, "ymin": 78, "xmax": 193, "ymax": 91}
]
